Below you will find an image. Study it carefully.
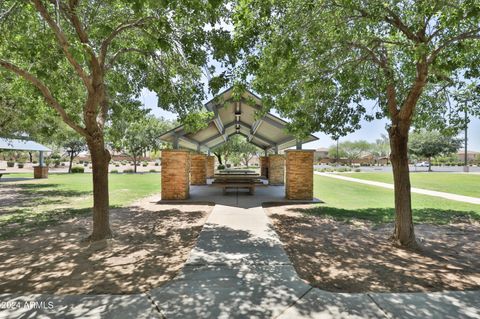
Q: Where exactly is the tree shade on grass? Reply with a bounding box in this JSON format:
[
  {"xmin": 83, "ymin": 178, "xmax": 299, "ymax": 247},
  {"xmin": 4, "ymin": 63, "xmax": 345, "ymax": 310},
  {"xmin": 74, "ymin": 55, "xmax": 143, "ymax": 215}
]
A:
[
  {"xmin": 312, "ymin": 175, "xmax": 480, "ymax": 225},
  {"xmin": 341, "ymin": 172, "xmax": 480, "ymax": 198},
  {"xmin": 0, "ymin": 173, "xmax": 161, "ymax": 239}
]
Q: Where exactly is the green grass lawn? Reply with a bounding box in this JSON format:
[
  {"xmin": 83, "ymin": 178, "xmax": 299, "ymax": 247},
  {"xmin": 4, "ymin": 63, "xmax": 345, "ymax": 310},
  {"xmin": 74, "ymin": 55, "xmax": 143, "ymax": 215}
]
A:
[
  {"xmin": 309, "ymin": 175, "xmax": 480, "ymax": 225},
  {"xmin": 337, "ymin": 172, "xmax": 480, "ymax": 198},
  {"xmin": 0, "ymin": 173, "xmax": 161, "ymax": 238}
]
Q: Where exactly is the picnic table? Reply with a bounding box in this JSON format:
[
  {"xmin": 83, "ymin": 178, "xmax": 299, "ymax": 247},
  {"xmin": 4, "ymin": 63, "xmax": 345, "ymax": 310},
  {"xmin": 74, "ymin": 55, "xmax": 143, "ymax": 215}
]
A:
[
  {"xmin": 212, "ymin": 174, "xmax": 266, "ymax": 195},
  {"xmin": 216, "ymin": 169, "xmax": 258, "ymax": 176}
]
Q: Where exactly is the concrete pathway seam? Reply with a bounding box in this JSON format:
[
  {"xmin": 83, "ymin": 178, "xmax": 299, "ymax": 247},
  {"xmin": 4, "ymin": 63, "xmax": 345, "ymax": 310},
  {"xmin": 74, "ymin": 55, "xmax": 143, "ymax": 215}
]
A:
[
  {"xmin": 145, "ymin": 291, "xmax": 166, "ymax": 319},
  {"xmin": 273, "ymin": 286, "xmax": 314, "ymax": 319},
  {"xmin": 367, "ymin": 293, "xmax": 392, "ymax": 319},
  {"xmin": 315, "ymin": 172, "xmax": 480, "ymax": 204}
]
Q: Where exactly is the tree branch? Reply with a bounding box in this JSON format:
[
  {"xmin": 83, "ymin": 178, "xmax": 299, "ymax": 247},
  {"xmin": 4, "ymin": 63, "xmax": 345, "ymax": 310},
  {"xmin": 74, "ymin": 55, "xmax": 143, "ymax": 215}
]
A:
[
  {"xmin": 0, "ymin": 1, "xmax": 19, "ymax": 22},
  {"xmin": 32, "ymin": 0, "xmax": 93, "ymax": 92},
  {"xmin": 428, "ymin": 28, "xmax": 480, "ymax": 64},
  {"xmin": 398, "ymin": 60, "xmax": 429, "ymax": 121},
  {"xmin": 383, "ymin": 7, "xmax": 420, "ymax": 43},
  {"xmin": 99, "ymin": 17, "xmax": 152, "ymax": 66},
  {"xmin": 0, "ymin": 59, "xmax": 88, "ymax": 137},
  {"xmin": 106, "ymin": 47, "xmax": 150, "ymax": 70}
]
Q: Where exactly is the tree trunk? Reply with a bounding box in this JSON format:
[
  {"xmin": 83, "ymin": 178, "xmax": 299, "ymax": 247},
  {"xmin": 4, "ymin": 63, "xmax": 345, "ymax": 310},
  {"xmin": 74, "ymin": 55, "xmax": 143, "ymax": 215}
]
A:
[
  {"xmin": 87, "ymin": 140, "xmax": 112, "ymax": 241},
  {"xmin": 214, "ymin": 153, "xmax": 222, "ymax": 165},
  {"xmin": 68, "ymin": 151, "xmax": 74, "ymax": 173},
  {"xmin": 389, "ymin": 123, "xmax": 417, "ymax": 249},
  {"xmin": 428, "ymin": 156, "xmax": 432, "ymax": 172},
  {"xmin": 29, "ymin": 152, "xmax": 33, "ymax": 163},
  {"xmin": 134, "ymin": 155, "xmax": 137, "ymax": 173}
]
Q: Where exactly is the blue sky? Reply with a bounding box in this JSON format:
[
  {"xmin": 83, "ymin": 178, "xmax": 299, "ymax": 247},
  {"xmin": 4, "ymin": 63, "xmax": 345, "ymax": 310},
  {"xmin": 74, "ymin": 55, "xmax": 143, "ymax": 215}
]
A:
[{"xmin": 140, "ymin": 89, "xmax": 480, "ymax": 151}]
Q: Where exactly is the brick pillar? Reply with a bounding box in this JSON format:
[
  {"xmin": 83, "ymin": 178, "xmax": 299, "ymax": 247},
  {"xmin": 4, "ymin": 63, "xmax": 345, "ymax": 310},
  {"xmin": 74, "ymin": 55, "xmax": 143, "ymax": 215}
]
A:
[
  {"xmin": 206, "ymin": 156, "xmax": 215, "ymax": 178},
  {"xmin": 33, "ymin": 166, "xmax": 48, "ymax": 179},
  {"xmin": 191, "ymin": 154, "xmax": 207, "ymax": 185},
  {"xmin": 285, "ymin": 150, "xmax": 314, "ymax": 200},
  {"xmin": 161, "ymin": 150, "xmax": 190, "ymax": 200},
  {"xmin": 260, "ymin": 156, "xmax": 269, "ymax": 178},
  {"xmin": 268, "ymin": 154, "xmax": 285, "ymax": 185}
]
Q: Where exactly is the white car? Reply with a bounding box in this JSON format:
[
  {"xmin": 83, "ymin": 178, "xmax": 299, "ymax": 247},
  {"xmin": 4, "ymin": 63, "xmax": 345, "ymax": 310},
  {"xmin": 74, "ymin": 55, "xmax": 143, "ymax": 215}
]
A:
[{"xmin": 415, "ymin": 161, "xmax": 430, "ymax": 167}]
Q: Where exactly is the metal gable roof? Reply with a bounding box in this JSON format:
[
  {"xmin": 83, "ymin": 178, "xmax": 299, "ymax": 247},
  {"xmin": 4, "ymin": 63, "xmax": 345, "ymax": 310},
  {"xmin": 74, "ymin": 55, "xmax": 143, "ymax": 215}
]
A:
[
  {"xmin": 0, "ymin": 137, "xmax": 52, "ymax": 152},
  {"xmin": 159, "ymin": 88, "xmax": 318, "ymax": 152}
]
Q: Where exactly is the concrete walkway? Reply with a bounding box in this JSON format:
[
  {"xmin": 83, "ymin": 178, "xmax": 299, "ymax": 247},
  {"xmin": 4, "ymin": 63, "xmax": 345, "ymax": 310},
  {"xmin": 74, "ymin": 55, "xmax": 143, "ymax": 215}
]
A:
[
  {"xmin": 315, "ymin": 172, "xmax": 480, "ymax": 205},
  {"xmin": 1, "ymin": 185, "xmax": 479, "ymax": 318}
]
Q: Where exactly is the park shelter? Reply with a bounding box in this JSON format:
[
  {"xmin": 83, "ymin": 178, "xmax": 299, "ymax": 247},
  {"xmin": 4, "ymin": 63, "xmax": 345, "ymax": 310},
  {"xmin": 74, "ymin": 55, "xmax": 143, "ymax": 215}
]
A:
[
  {"xmin": 0, "ymin": 137, "xmax": 51, "ymax": 178},
  {"xmin": 158, "ymin": 88, "xmax": 319, "ymax": 200}
]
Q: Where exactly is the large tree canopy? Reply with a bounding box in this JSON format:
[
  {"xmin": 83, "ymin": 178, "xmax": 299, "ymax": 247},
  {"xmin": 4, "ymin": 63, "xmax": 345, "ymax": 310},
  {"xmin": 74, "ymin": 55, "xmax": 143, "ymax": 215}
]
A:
[
  {"xmin": 0, "ymin": 0, "xmax": 227, "ymax": 240},
  {"xmin": 233, "ymin": 0, "xmax": 480, "ymax": 248}
]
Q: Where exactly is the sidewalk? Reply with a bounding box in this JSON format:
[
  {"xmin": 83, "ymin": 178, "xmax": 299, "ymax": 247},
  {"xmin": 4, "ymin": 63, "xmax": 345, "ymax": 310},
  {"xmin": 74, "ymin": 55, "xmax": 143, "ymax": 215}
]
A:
[
  {"xmin": 1, "ymin": 185, "xmax": 479, "ymax": 318},
  {"xmin": 315, "ymin": 172, "xmax": 480, "ymax": 205}
]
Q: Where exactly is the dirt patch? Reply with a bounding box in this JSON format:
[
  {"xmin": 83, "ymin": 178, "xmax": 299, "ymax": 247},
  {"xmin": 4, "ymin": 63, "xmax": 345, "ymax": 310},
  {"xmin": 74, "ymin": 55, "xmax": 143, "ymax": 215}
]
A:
[
  {"xmin": 0, "ymin": 195, "xmax": 212, "ymax": 294},
  {"xmin": 265, "ymin": 204, "xmax": 480, "ymax": 293}
]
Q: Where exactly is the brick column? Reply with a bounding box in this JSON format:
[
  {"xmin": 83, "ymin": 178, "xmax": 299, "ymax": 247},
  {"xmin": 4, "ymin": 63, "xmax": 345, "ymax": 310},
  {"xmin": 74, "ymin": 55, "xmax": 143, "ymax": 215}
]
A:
[
  {"xmin": 191, "ymin": 153, "xmax": 207, "ymax": 185},
  {"xmin": 259, "ymin": 156, "xmax": 269, "ymax": 178},
  {"xmin": 161, "ymin": 150, "xmax": 190, "ymax": 200},
  {"xmin": 285, "ymin": 150, "xmax": 314, "ymax": 200},
  {"xmin": 33, "ymin": 166, "xmax": 48, "ymax": 179},
  {"xmin": 268, "ymin": 154, "xmax": 285, "ymax": 185},
  {"xmin": 206, "ymin": 156, "xmax": 215, "ymax": 178}
]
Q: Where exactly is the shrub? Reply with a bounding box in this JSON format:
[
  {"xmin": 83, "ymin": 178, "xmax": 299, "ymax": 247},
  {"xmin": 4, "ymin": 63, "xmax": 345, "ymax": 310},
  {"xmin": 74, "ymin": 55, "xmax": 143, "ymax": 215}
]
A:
[
  {"xmin": 354, "ymin": 168, "xmax": 361, "ymax": 172},
  {"xmin": 149, "ymin": 169, "xmax": 157, "ymax": 173},
  {"xmin": 142, "ymin": 162, "xmax": 148, "ymax": 167},
  {"xmin": 71, "ymin": 166, "xmax": 85, "ymax": 173},
  {"xmin": 33, "ymin": 160, "xmax": 38, "ymax": 164},
  {"xmin": 6, "ymin": 161, "xmax": 14, "ymax": 168},
  {"xmin": 226, "ymin": 164, "xmax": 231, "ymax": 168},
  {"xmin": 123, "ymin": 168, "xmax": 134, "ymax": 173},
  {"xmin": 217, "ymin": 164, "xmax": 225, "ymax": 170},
  {"xmin": 54, "ymin": 159, "xmax": 61, "ymax": 167},
  {"xmin": 155, "ymin": 162, "xmax": 159, "ymax": 166},
  {"xmin": 115, "ymin": 163, "xmax": 120, "ymax": 167},
  {"xmin": 17, "ymin": 163, "xmax": 24, "ymax": 169},
  {"xmin": 61, "ymin": 163, "xmax": 65, "ymax": 166},
  {"xmin": 110, "ymin": 169, "xmax": 119, "ymax": 174},
  {"xmin": 83, "ymin": 163, "xmax": 88, "ymax": 167}
]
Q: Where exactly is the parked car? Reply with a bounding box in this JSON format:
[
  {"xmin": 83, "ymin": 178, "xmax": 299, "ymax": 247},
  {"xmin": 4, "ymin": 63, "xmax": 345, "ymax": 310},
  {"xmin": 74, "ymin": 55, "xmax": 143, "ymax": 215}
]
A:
[{"xmin": 415, "ymin": 161, "xmax": 430, "ymax": 167}]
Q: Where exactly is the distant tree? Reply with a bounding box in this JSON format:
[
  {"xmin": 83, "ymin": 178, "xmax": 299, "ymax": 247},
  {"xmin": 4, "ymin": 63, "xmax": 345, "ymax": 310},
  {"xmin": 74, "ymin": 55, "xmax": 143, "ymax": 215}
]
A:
[
  {"xmin": 212, "ymin": 136, "xmax": 239, "ymax": 165},
  {"xmin": 328, "ymin": 144, "xmax": 347, "ymax": 161},
  {"xmin": 371, "ymin": 134, "xmax": 391, "ymax": 165},
  {"xmin": 409, "ymin": 131, "xmax": 462, "ymax": 172},
  {"xmin": 121, "ymin": 116, "xmax": 174, "ymax": 173},
  {"xmin": 63, "ymin": 136, "xmax": 86, "ymax": 173},
  {"xmin": 331, "ymin": 140, "xmax": 370, "ymax": 165},
  {"xmin": 236, "ymin": 137, "xmax": 260, "ymax": 167}
]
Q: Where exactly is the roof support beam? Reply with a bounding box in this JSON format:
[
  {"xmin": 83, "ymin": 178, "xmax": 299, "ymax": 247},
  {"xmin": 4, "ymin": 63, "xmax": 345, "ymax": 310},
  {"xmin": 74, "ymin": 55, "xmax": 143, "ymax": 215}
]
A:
[
  {"xmin": 231, "ymin": 132, "xmax": 266, "ymax": 149},
  {"xmin": 224, "ymin": 120, "xmax": 276, "ymax": 146},
  {"xmin": 206, "ymin": 103, "xmax": 226, "ymax": 141},
  {"xmin": 262, "ymin": 116, "xmax": 286, "ymax": 130},
  {"xmin": 200, "ymin": 132, "xmax": 225, "ymax": 145},
  {"xmin": 248, "ymin": 118, "xmax": 263, "ymax": 141}
]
